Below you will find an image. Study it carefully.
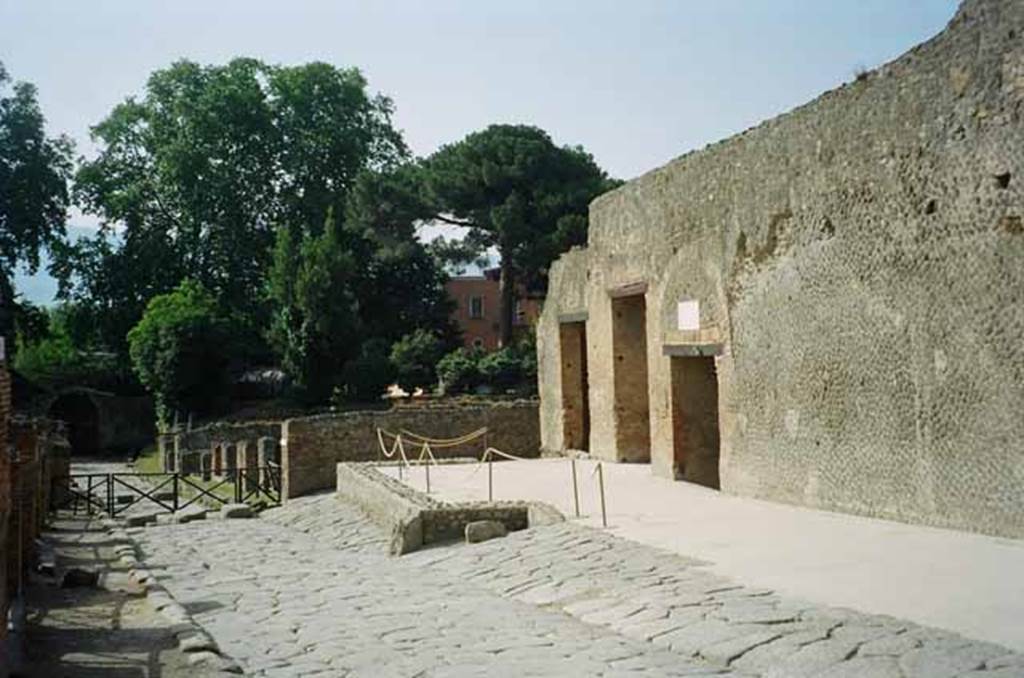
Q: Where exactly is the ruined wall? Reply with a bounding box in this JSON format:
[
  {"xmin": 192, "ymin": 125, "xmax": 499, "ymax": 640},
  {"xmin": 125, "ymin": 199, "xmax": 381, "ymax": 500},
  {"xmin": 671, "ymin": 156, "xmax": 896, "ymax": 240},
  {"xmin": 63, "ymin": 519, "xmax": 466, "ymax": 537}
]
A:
[
  {"xmin": 337, "ymin": 462, "xmax": 538, "ymax": 555},
  {"xmin": 539, "ymin": 0, "xmax": 1024, "ymax": 538},
  {"xmin": 283, "ymin": 401, "xmax": 540, "ymax": 499},
  {"xmin": 0, "ymin": 351, "xmax": 10, "ymax": 676},
  {"xmin": 165, "ymin": 420, "xmax": 281, "ymax": 472}
]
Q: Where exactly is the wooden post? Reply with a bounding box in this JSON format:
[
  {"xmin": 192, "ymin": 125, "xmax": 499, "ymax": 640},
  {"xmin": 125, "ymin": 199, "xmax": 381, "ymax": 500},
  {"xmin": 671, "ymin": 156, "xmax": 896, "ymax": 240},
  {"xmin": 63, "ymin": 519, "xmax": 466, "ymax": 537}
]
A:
[
  {"xmin": 571, "ymin": 458, "xmax": 580, "ymax": 518},
  {"xmin": 597, "ymin": 462, "xmax": 607, "ymax": 528}
]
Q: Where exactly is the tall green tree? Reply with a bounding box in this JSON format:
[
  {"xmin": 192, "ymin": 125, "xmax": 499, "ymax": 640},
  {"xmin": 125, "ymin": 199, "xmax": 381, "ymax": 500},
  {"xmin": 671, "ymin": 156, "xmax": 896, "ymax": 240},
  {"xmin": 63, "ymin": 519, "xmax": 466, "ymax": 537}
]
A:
[
  {"xmin": 127, "ymin": 280, "xmax": 234, "ymax": 425},
  {"xmin": 64, "ymin": 58, "xmax": 406, "ymax": 354},
  {"xmin": 268, "ymin": 200, "xmax": 455, "ymax": 403},
  {"xmin": 267, "ymin": 209, "xmax": 362, "ymax": 402},
  {"xmin": 421, "ymin": 125, "xmax": 618, "ymax": 345},
  {"xmin": 0, "ymin": 61, "xmax": 74, "ymax": 345}
]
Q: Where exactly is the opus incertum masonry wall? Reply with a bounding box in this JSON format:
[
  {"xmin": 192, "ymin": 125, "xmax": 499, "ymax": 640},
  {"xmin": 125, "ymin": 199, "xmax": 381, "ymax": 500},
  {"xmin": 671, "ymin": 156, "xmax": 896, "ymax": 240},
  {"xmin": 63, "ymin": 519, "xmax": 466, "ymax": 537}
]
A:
[{"xmin": 537, "ymin": 0, "xmax": 1024, "ymax": 538}]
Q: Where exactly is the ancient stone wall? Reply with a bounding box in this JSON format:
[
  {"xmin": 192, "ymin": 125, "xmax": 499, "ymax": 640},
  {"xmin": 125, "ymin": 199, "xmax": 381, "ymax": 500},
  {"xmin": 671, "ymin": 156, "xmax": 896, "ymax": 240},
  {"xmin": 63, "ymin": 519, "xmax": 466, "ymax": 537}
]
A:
[
  {"xmin": 166, "ymin": 420, "xmax": 281, "ymax": 473},
  {"xmin": 538, "ymin": 0, "xmax": 1024, "ymax": 538},
  {"xmin": 283, "ymin": 401, "xmax": 540, "ymax": 499},
  {"xmin": 0, "ymin": 351, "xmax": 10, "ymax": 675}
]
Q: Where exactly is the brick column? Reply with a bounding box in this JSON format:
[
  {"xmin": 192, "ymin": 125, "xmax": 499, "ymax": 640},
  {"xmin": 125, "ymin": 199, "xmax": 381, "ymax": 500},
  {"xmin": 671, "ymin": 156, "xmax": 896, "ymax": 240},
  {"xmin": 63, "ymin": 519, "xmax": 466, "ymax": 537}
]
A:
[{"xmin": 0, "ymin": 339, "xmax": 11, "ymax": 676}]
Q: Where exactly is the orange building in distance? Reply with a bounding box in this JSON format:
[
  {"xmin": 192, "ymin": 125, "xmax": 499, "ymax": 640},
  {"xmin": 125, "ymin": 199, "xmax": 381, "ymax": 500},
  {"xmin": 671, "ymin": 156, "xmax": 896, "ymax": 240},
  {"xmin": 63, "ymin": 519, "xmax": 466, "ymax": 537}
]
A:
[{"xmin": 445, "ymin": 269, "xmax": 542, "ymax": 351}]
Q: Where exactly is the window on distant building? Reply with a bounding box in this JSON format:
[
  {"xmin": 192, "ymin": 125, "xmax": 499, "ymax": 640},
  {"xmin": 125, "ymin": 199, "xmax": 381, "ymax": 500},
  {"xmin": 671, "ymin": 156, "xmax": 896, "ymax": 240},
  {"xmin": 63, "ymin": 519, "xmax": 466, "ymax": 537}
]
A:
[{"xmin": 469, "ymin": 295, "xmax": 484, "ymax": 319}]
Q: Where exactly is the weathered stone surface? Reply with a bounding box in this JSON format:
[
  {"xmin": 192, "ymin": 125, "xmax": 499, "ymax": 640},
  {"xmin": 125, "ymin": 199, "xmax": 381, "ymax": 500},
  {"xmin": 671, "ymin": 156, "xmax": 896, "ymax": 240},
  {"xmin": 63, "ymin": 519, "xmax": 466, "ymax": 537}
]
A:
[
  {"xmin": 536, "ymin": 0, "xmax": 1024, "ymax": 540},
  {"xmin": 124, "ymin": 512, "xmax": 158, "ymax": 527},
  {"xmin": 282, "ymin": 401, "xmax": 540, "ymax": 499},
  {"xmin": 122, "ymin": 488, "xmax": 1022, "ymax": 678},
  {"xmin": 219, "ymin": 503, "xmax": 253, "ymax": 519},
  {"xmin": 465, "ymin": 519, "xmax": 508, "ymax": 544}
]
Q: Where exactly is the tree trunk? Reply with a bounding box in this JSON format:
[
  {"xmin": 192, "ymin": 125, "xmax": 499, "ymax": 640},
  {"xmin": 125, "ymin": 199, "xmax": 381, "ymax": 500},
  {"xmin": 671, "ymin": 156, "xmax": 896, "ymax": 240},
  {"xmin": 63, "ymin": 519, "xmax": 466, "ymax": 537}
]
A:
[{"xmin": 498, "ymin": 255, "xmax": 515, "ymax": 348}]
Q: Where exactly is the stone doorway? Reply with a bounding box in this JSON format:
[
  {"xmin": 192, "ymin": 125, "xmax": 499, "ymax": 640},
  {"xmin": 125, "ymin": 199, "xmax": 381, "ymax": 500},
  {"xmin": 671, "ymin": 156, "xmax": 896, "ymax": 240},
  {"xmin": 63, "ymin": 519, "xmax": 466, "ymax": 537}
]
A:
[
  {"xmin": 559, "ymin": 321, "xmax": 590, "ymax": 451},
  {"xmin": 670, "ymin": 356, "xmax": 721, "ymax": 489},
  {"xmin": 611, "ymin": 294, "xmax": 651, "ymax": 462}
]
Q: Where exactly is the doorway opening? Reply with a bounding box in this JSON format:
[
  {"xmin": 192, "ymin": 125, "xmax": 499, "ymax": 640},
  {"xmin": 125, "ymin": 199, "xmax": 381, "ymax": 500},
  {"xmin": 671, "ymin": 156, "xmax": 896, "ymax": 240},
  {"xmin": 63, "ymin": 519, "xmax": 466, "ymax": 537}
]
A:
[
  {"xmin": 49, "ymin": 393, "xmax": 100, "ymax": 456},
  {"xmin": 670, "ymin": 356, "xmax": 721, "ymax": 489},
  {"xmin": 611, "ymin": 294, "xmax": 651, "ymax": 462},
  {"xmin": 559, "ymin": 321, "xmax": 590, "ymax": 451}
]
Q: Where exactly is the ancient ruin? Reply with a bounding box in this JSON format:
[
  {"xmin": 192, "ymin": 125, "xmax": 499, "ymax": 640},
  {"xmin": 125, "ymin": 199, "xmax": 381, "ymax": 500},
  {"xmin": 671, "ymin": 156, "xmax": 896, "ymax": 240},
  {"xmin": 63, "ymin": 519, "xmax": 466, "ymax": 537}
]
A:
[{"xmin": 538, "ymin": 0, "xmax": 1024, "ymax": 538}]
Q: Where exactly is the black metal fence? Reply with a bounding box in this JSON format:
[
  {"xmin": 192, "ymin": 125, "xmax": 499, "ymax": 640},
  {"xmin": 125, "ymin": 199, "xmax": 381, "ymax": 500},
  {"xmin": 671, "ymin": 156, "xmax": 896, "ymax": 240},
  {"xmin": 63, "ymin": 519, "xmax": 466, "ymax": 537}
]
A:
[{"xmin": 50, "ymin": 467, "xmax": 281, "ymax": 516}]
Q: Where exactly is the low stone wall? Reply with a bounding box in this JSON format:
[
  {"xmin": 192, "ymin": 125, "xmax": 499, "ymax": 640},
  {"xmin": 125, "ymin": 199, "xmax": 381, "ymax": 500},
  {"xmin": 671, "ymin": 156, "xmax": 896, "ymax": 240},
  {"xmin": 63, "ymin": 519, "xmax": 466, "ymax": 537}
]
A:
[
  {"xmin": 336, "ymin": 461, "xmax": 551, "ymax": 555},
  {"xmin": 283, "ymin": 401, "xmax": 539, "ymax": 500},
  {"xmin": 162, "ymin": 420, "xmax": 281, "ymax": 474}
]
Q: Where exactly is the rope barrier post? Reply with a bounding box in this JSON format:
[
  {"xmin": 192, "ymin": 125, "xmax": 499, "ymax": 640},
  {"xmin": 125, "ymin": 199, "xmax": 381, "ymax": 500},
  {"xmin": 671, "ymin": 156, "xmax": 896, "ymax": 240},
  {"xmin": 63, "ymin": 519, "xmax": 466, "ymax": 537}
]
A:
[
  {"xmin": 571, "ymin": 458, "xmax": 581, "ymax": 518},
  {"xmin": 597, "ymin": 462, "xmax": 608, "ymax": 528},
  {"xmin": 488, "ymin": 455, "xmax": 493, "ymax": 502},
  {"xmin": 425, "ymin": 458, "xmax": 431, "ymax": 494}
]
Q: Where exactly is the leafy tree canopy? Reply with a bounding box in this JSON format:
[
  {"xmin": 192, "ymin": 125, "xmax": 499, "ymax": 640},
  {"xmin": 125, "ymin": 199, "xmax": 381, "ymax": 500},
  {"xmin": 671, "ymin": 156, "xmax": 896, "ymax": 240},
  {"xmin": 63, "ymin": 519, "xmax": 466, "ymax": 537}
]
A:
[
  {"xmin": 63, "ymin": 58, "xmax": 407, "ymax": 354},
  {"xmin": 267, "ymin": 206, "xmax": 455, "ymax": 404},
  {"xmin": 0, "ymin": 61, "xmax": 74, "ymax": 343},
  {"xmin": 420, "ymin": 124, "xmax": 618, "ymax": 345}
]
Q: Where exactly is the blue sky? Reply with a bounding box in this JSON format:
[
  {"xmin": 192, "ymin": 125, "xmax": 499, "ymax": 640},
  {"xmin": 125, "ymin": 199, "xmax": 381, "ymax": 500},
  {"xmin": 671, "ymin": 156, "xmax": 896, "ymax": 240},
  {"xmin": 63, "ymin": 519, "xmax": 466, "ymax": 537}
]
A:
[{"xmin": 1, "ymin": 0, "xmax": 958, "ymax": 303}]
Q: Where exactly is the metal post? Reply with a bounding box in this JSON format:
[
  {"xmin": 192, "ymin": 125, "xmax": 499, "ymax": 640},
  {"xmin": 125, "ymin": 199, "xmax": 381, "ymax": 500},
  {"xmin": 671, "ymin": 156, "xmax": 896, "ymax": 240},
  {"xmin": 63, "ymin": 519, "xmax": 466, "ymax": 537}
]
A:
[
  {"xmin": 488, "ymin": 456, "xmax": 493, "ymax": 502},
  {"xmin": 571, "ymin": 458, "xmax": 581, "ymax": 518},
  {"xmin": 597, "ymin": 462, "xmax": 608, "ymax": 528},
  {"xmin": 173, "ymin": 474, "xmax": 179, "ymax": 512},
  {"xmin": 425, "ymin": 461, "xmax": 431, "ymax": 494},
  {"xmin": 107, "ymin": 474, "xmax": 114, "ymax": 516}
]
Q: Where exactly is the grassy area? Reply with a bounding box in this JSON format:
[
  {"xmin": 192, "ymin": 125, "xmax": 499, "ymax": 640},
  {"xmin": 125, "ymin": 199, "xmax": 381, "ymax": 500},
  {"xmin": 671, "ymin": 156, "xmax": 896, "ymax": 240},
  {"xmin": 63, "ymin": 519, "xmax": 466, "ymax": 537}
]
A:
[
  {"xmin": 131, "ymin": 445, "xmax": 238, "ymax": 507},
  {"xmin": 133, "ymin": 445, "xmax": 163, "ymax": 474}
]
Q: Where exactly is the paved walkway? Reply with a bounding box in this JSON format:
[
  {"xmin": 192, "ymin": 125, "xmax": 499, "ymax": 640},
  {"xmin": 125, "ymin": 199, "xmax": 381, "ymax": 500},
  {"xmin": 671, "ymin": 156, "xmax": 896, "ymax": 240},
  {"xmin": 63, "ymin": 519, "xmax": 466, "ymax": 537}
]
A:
[
  {"xmin": 386, "ymin": 458, "xmax": 1024, "ymax": 652},
  {"xmin": 21, "ymin": 515, "xmax": 220, "ymax": 678},
  {"xmin": 131, "ymin": 494, "xmax": 736, "ymax": 677},
  {"xmin": 128, "ymin": 492, "xmax": 1022, "ymax": 677}
]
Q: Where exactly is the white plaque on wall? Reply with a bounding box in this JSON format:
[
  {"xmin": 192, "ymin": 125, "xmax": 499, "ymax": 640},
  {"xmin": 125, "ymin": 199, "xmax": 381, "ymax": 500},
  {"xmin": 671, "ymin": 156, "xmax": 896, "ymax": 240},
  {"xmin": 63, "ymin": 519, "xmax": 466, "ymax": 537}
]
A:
[{"xmin": 677, "ymin": 300, "xmax": 700, "ymax": 331}]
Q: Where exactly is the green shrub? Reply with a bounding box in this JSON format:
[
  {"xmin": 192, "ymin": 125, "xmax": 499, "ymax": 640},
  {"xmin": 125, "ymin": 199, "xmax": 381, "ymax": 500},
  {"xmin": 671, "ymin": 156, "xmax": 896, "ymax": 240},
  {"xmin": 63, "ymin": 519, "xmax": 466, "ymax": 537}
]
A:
[
  {"xmin": 390, "ymin": 329, "xmax": 444, "ymax": 395},
  {"xmin": 127, "ymin": 280, "xmax": 233, "ymax": 426},
  {"xmin": 436, "ymin": 347, "xmax": 483, "ymax": 395},
  {"xmin": 478, "ymin": 348, "xmax": 524, "ymax": 391},
  {"xmin": 338, "ymin": 339, "xmax": 395, "ymax": 403}
]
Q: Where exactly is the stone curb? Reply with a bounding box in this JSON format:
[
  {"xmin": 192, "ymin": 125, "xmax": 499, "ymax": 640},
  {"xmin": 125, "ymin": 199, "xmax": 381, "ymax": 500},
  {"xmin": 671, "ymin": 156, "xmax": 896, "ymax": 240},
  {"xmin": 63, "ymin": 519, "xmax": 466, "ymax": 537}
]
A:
[{"xmin": 104, "ymin": 521, "xmax": 244, "ymax": 675}]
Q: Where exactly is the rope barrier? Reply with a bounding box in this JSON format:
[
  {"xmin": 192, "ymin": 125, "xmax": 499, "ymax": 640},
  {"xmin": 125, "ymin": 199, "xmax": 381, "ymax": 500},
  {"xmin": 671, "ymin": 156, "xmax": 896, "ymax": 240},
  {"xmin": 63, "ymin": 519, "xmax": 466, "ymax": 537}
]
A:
[
  {"xmin": 374, "ymin": 427, "xmax": 608, "ymax": 526},
  {"xmin": 396, "ymin": 427, "xmax": 488, "ymax": 448}
]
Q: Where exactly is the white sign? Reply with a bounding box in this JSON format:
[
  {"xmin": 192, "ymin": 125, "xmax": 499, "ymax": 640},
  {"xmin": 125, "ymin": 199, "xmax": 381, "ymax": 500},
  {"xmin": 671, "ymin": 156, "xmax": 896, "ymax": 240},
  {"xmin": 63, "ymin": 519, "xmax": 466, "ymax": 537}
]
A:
[{"xmin": 677, "ymin": 300, "xmax": 700, "ymax": 331}]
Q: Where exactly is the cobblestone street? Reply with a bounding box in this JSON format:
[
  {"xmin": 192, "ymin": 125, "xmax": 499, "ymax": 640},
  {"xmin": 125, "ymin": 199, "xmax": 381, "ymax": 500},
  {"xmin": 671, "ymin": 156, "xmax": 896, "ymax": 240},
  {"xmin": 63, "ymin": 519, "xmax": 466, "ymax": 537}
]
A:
[{"xmin": 128, "ymin": 492, "xmax": 1024, "ymax": 678}]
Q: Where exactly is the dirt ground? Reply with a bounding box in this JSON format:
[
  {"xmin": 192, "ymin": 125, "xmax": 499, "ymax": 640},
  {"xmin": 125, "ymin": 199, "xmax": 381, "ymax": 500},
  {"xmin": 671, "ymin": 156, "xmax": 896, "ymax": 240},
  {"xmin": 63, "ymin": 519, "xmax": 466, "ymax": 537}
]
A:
[{"xmin": 16, "ymin": 515, "xmax": 219, "ymax": 678}]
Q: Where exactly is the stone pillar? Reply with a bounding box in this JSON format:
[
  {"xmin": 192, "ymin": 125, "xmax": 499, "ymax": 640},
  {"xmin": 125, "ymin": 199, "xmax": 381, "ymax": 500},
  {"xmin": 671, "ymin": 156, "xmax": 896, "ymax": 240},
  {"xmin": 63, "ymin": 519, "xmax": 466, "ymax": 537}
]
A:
[
  {"xmin": 200, "ymin": 450, "xmax": 212, "ymax": 481},
  {"xmin": 237, "ymin": 440, "xmax": 258, "ymax": 492},
  {"xmin": 211, "ymin": 443, "xmax": 223, "ymax": 477},
  {"xmin": 223, "ymin": 442, "xmax": 237, "ymax": 479},
  {"xmin": 257, "ymin": 436, "xmax": 279, "ymax": 487},
  {"xmin": 173, "ymin": 434, "xmax": 184, "ymax": 473}
]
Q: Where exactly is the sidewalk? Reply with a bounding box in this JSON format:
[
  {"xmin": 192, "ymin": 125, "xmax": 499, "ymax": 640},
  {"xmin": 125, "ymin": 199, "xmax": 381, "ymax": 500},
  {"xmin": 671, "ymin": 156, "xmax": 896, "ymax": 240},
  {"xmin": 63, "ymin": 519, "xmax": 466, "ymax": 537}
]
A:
[
  {"xmin": 388, "ymin": 458, "xmax": 1024, "ymax": 652},
  {"xmin": 20, "ymin": 515, "xmax": 220, "ymax": 678}
]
